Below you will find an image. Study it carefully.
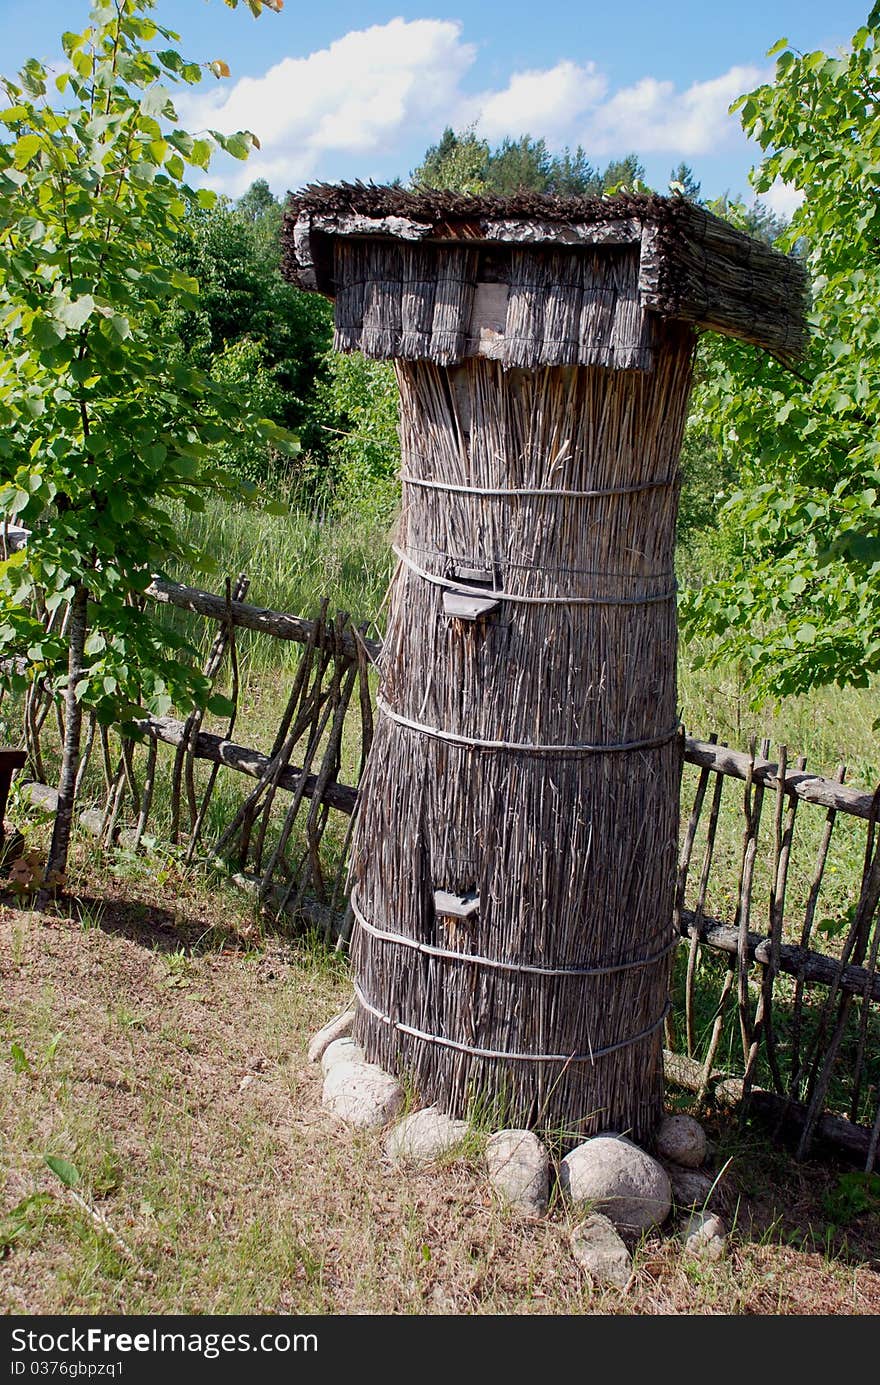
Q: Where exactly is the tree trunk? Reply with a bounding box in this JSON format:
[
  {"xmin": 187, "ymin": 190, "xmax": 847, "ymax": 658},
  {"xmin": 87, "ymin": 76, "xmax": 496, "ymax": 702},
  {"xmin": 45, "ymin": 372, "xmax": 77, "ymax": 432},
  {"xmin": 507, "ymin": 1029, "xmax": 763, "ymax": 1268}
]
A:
[{"xmin": 42, "ymin": 582, "xmax": 88, "ymax": 896}]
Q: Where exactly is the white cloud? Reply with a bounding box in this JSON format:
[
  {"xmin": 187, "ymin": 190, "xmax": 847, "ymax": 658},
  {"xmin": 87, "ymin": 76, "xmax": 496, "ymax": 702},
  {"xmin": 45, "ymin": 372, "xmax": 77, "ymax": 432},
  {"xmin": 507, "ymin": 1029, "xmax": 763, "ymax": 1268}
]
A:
[
  {"xmin": 176, "ymin": 18, "xmax": 772, "ymax": 198},
  {"xmin": 469, "ymin": 61, "xmax": 607, "ymax": 141},
  {"xmin": 179, "ymin": 17, "xmax": 476, "ymax": 194},
  {"xmin": 760, "ymin": 178, "xmax": 804, "ymax": 219},
  {"xmin": 585, "ymin": 65, "xmax": 766, "ymax": 156}
]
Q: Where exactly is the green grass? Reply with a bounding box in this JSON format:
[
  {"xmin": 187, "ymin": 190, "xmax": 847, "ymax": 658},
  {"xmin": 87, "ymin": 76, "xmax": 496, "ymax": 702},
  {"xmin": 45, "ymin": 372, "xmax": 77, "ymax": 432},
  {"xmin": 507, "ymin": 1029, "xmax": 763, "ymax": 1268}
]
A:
[
  {"xmin": 164, "ymin": 492, "xmax": 394, "ymax": 673},
  {"xmin": 678, "ymin": 649, "xmax": 878, "ymax": 784}
]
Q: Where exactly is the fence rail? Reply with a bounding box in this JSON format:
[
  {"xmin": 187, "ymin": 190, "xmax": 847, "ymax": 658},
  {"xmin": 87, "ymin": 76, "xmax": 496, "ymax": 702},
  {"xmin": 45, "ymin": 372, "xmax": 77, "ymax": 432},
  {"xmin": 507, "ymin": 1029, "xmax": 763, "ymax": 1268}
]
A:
[
  {"xmin": 150, "ymin": 575, "xmax": 876, "ymax": 824},
  {"xmin": 147, "ymin": 576, "xmax": 382, "ymax": 663},
  {"xmin": 9, "ymin": 574, "xmax": 879, "ymax": 1166}
]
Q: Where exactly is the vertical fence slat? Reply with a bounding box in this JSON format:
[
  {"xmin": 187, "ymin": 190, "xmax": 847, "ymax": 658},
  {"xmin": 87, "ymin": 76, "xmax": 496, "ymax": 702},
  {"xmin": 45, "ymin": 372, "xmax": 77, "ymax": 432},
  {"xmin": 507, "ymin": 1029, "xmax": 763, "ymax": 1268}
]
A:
[{"xmin": 675, "ymin": 732, "xmax": 716, "ymax": 1058}]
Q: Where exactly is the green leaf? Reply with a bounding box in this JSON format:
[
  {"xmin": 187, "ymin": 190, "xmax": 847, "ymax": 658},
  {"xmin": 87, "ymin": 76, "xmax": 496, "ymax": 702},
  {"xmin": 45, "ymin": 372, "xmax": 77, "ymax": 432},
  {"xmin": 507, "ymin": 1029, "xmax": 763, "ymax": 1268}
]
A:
[
  {"xmin": 228, "ymin": 132, "xmax": 253, "ymax": 159},
  {"xmin": 53, "ymin": 295, "xmax": 95, "ymax": 331},
  {"xmin": 31, "ymin": 316, "xmax": 66, "ymax": 349},
  {"xmin": 140, "ymin": 87, "xmax": 172, "ymax": 119},
  {"xmin": 10, "ymin": 1042, "xmax": 30, "ymax": 1073},
  {"xmin": 19, "ymin": 59, "xmax": 47, "ymax": 98},
  {"xmin": 207, "ymin": 693, "xmax": 235, "ymax": 717},
  {"xmin": 170, "ymin": 270, "xmax": 199, "ymax": 295},
  {"xmin": 831, "ymin": 533, "xmax": 880, "ymax": 565},
  {"xmin": 168, "ymin": 129, "xmax": 195, "ymax": 156},
  {"xmin": 156, "ymin": 49, "xmax": 185, "ymax": 74},
  {"xmin": 210, "ymin": 129, "xmax": 252, "ymax": 160},
  {"xmin": 190, "ymin": 139, "xmax": 212, "ymax": 170},
  {"xmin": 107, "ymin": 314, "xmax": 132, "ymax": 340},
  {"xmin": 84, "ymin": 432, "xmax": 110, "ymax": 456},
  {"xmin": 131, "ymin": 161, "xmax": 157, "ymax": 185},
  {"xmin": 0, "ymin": 1193, "xmax": 52, "ymax": 1249},
  {"xmin": 44, "ymin": 1156, "xmax": 80, "ymax": 1188},
  {"xmin": 61, "ymin": 30, "xmax": 87, "ymax": 58},
  {"xmin": 13, "ymin": 134, "xmax": 42, "ymax": 169}
]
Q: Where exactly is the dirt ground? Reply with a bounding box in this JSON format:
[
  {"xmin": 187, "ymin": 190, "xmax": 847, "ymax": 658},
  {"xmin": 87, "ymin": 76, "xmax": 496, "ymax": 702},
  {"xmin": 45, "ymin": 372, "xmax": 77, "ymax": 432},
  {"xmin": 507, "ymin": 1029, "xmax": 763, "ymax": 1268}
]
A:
[{"xmin": 1, "ymin": 864, "xmax": 878, "ymax": 1317}]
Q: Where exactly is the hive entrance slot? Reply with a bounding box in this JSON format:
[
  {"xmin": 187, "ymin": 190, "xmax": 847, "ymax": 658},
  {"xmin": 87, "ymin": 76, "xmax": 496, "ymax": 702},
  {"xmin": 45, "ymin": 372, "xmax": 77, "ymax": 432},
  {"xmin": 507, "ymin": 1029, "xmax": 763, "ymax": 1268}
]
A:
[{"xmin": 442, "ymin": 564, "xmax": 500, "ymax": 622}]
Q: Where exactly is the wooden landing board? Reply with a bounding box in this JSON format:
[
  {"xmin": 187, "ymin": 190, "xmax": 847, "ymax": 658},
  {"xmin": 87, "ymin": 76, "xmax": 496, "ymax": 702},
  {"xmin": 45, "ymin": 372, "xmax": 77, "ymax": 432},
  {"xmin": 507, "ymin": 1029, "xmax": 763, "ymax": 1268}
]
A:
[
  {"xmin": 442, "ymin": 592, "xmax": 501, "ymax": 621},
  {"xmin": 433, "ymin": 888, "xmax": 480, "ymax": 920}
]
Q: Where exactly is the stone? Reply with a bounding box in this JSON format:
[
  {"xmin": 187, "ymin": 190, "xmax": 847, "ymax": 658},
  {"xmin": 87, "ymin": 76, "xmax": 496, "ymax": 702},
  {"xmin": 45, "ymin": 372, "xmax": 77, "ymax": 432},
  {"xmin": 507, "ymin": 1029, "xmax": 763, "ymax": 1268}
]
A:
[
  {"xmin": 320, "ymin": 1037, "xmax": 365, "ymax": 1075},
  {"xmin": 384, "ymin": 1107, "xmax": 469, "ymax": 1164},
  {"xmin": 308, "ymin": 1005, "xmax": 357, "ymax": 1064},
  {"xmin": 486, "ymin": 1129, "xmax": 549, "ymax": 1217},
  {"xmin": 655, "ymin": 1113, "xmax": 707, "ymax": 1169},
  {"xmin": 569, "ymin": 1214, "xmax": 633, "ymax": 1289},
  {"xmin": 560, "ymin": 1135, "xmax": 671, "ymax": 1232},
  {"xmin": 21, "ymin": 782, "xmax": 59, "ymax": 814},
  {"xmin": 79, "ymin": 808, "xmax": 105, "ymax": 837},
  {"xmin": 681, "ymin": 1210, "xmax": 727, "ymax": 1261},
  {"xmin": 666, "ymin": 1165, "xmax": 720, "ymax": 1211},
  {"xmin": 321, "ymin": 1060, "xmax": 403, "ymax": 1130},
  {"xmin": 663, "ymin": 1048, "xmax": 709, "ymax": 1092},
  {"xmin": 715, "ymin": 1077, "xmax": 748, "ymax": 1108}
]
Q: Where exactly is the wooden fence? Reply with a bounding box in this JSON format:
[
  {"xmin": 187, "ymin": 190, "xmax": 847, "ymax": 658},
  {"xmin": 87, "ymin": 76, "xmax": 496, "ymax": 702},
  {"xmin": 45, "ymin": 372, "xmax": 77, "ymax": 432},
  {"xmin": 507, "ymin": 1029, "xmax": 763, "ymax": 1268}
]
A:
[{"xmin": 11, "ymin": 573, "xmax": 880, "ymax": 1168}]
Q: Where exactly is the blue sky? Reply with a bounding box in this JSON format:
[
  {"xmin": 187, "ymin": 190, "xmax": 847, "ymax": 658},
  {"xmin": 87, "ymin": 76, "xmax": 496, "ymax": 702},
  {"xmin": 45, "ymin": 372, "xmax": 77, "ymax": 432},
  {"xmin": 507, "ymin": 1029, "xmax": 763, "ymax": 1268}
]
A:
[{"xmin": 0, "ymin": 1, "xmax": 869, "ymax": 209}]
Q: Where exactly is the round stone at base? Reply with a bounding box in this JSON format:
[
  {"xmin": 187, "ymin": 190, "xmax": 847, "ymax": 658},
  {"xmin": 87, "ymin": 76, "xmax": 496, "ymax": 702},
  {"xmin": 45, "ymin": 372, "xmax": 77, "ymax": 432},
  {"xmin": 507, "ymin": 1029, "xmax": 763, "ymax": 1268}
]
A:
[
  {"xmin": 321, "ymin": 1060, "xmax": 403, "ymax": 1130},
  {"xmin": 560, "ymin": 1135, "xmax": 671, "ymax": 1232},
  {"xmin": 681, "ymin": 1210, "xmax": 727, "ymax": 1261},
  {"xmin": 655, "ymin": 1113, "xmax": 707, "ymax": 1169},
  {"xmin": 569, "ymin": 1214, "xmax": 633, "ymax": 1289},
  {"xmin": 384, "ymin": 1107, "xmax": 469, "ymax": 1163},
  {"xmin": 321, "ymin": 1037, "xmax": 365, "ymax": 1075},
  {"xmin": 485, "ymin": 1129, "xmax": 549, "ymax": 1218},
  {"xmin": 308, "ymin": 1005, "xmax": 356, "ymax": 1064}
]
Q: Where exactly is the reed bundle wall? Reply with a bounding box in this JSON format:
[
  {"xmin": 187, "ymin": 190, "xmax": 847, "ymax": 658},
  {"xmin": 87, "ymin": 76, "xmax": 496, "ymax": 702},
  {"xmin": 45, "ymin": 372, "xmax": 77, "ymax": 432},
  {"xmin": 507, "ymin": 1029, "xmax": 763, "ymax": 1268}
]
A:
[
  {"xmin": 332, "ymin": 240, "xmax": 655, "ymax": 371},
  {"xmin": 348, "ymin": 328, "xmax": 695, "ymax": 1141}
]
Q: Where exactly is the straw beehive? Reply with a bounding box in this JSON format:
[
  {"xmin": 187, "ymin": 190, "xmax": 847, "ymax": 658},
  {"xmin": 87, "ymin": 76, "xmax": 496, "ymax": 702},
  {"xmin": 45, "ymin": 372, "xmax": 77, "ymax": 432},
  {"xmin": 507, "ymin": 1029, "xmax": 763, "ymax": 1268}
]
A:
[{"xmin": 282, "ymin": 186, "xmax": 807, "ymax": 1142}]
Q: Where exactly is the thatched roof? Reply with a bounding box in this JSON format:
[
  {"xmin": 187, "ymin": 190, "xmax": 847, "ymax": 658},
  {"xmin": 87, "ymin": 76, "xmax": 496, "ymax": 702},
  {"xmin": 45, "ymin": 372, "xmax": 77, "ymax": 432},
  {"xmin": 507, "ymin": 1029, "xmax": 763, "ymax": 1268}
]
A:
[{"xmin": 281, "ymin": 183, "xmax": 808, "ymax": 366}]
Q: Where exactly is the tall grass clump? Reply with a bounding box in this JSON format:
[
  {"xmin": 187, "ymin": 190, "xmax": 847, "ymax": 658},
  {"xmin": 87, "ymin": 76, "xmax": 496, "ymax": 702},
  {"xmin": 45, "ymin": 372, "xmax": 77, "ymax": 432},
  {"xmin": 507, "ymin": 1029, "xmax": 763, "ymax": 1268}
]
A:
[{"xmin": 164, "ymin": 468, "xmax": 394, "ymax": 671}]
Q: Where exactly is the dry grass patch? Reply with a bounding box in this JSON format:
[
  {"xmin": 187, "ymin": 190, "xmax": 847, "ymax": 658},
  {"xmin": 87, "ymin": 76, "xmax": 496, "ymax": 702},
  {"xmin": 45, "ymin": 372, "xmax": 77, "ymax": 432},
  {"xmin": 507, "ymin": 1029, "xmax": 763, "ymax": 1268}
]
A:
[{"xmin": 1, "ymin": 864, "xmax": 878, "ymax": 1316}]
